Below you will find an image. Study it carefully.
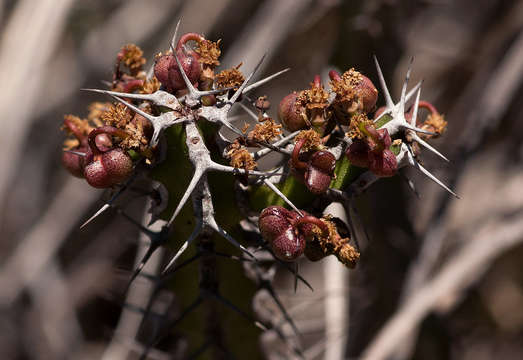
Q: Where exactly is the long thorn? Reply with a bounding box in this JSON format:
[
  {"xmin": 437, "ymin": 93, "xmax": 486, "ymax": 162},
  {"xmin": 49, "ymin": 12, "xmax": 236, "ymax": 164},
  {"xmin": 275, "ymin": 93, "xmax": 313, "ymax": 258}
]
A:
[
  {"xmin": 416, "ymin": 161, "xmax": 459, "ymax": 198},
  {"xmin": 209, "ymin": 220, "xmax": 257, "ymax": 260},
  {"xmin": 173, "ymin": 50, "xmax": 198, "ymax": 95},
  {"xmin": 108, "ymin": 94, "xmax": 156, "ymax": 122},
  {"xmin": 401, "ymin": 122, "xmax": 437, "ymax": 135},
  {"xmin": 209, "ymin": 162, "xmax": 285, "ymax": 177},
  {"xmin": 161, "ymin": 224, "xmax": 202, "ymax": 274},
  {"xmin": 263, "ymin": 179, "xmax": 303, "ymax": 215},
  {"xmin": 63, "ymin": 149, "xmax": 86, "ymax": 156},
  {"xmin": 407, "ymin": 147, "xmax": 458, "ymax": 198},
  {"xmin": 398, "ymin": 57, "xmax": 413, "ymax": 115},
  {"xmin": 170, "ymin": 19, "xmax": 181, "ymax": 50},
  {"xmin": 411, "ymin": 86, "xmax": 421, "ymax": 126},
  {"xmin": 80, "ymin": 174, "xmax": 136, "ymax": 229},
  {"xmin": 253, "ymin": 131, "xmax": 299, "ymax": 160},
  {"xmin": 229, "ymin": 53, "xmax": 267, "ymax": 105},
  {"xmin": 126, "ymin": 242, "xmax": 159, "ymax": 289},
  {"xmin": 82, "ymin": 88, "xmax": 152, "ymax": 101},
  {"xmin": 373, "ymin": 80, "xmax": 422, "ymax": 125},
  {"xmin": 243, "ymin": 68, "xmax": 290, "ymax": 94},
  {"xmin": 238, "ymin": 102, "xmax": 259, "ymax": 121},
  {"xmin": 167, "ymin": 168, "xmax": 204, "ymax": 227},
  {"xmin": 411, "ymin": 133, "xmax": 450, "ymax": 162},
  {"xmin": 373, "ymin": 55, "xmax": 394, "ymax": 108}
]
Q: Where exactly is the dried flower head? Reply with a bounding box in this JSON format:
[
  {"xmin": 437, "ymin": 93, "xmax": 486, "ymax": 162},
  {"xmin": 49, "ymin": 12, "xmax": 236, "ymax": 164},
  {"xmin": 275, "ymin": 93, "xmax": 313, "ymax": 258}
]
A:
[
  {"xmin": 421, "ymin": 113, "xmax": 447, "ymax": 139},
  {"xmin": 329, "ymin": 68, "xmax": 363, "ymax": 100},
  {"xmin": 347, "ymin": 113, "xmax": 373, "ymax": 139},
  {"xmin": 226, "ymin": 141, "xmax": 257, "ymax": 171},
  {"xmin": 101, "ymin": 103, "xmax": 133, "ymax": 129},
  {"xmin": 295, "ymin": 129, "xmax": 323, "ymax": 152},
  {"xmin": 314, "ymin": 216, "xmax": 360, "ymax": 268},
  {"xmin": 61, "ymin": 114, "xmax": 91, "ymax": 139},
  {"xmin": 215, "ymin": 63, "xmax": 245, "ymax": 89},
  {"xmin": 195, "ymin": 39, "xmax": 221, "ymax": 67},
  {"xmin": 88, "ymin": 102, "xmax": 112, "ymax": 127},
  {"xmin": 140, "ymin": 77, "xmax": 161, "ymax": 94},
  {"xmin": 247, "ymin": 118, "xmax": 282, "ymax": 143},
  {"xmin": 117, "ymin": 44, "xmax": 146, "ymax": 75},
  {"xmin": 297, "ymin": 81, "xmax": 329, "ymax": 111}
]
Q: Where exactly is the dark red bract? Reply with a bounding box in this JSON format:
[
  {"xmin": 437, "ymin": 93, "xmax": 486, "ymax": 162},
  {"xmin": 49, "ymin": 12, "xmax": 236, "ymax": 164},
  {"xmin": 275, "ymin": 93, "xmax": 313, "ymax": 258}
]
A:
[
  {"xmin": 154, "ymin": 33, "xmax": 203, "ymax": 93},
  {"xmin": 259, "ymin": 206, "xmax": 305, "ymax": 261},
  {"xmin": 83, "ymin": 126, "xmax": 133, "ymax": 188},
  {"xmin": 278, "ymin": 92, "xmax": 305, "ymax": 131}
]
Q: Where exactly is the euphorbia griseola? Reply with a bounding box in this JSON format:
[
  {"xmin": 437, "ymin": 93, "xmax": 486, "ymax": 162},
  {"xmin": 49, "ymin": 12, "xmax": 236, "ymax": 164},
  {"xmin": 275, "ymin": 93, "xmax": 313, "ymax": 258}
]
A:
[{"xmin": 60, "ymin": 26, "xmax": 455, "ymax": 357}]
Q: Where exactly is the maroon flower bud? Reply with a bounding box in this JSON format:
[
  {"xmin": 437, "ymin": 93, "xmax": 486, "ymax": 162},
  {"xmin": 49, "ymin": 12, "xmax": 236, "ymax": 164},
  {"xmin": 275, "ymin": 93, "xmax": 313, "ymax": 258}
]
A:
[
  {"xmin": 374, "ymin": 128, "xmax": 391, "ymax": 149},
  {"xmin": 304, "ymin": 240, "xmax": 326, "ymax": 261},
  {"xmin": 259, "ymin": 206, "xmax": 305, "ymax": 261},
  {"xmin": 61, "ymin": 117, "xmax": 89, "ymax": 178},
  {"xmin": 83, "ymin": 126, "xmax": 133, "ymax": 188},
  {"xmin": 94, "ymin": 133, "xmax": 113, "ymax": 152},
  {"xmin": 304, "ymin": 150, "xmax": 336, "ymax": 194},
  {"xmin": 368, "ymin": 148, "xmax": 397, "ymax": 177},
  {"xmin": 259, "ymin": 207, "xmax": 332, "ymax": 262},
  {"xmin": 329, "ymin": 69, "xmax": 378, "ymax": 123},
  {"xmin": 345, "ymin": 139, "xmax": 371, "ymax": 168},
  {"xmin": 62, "ymin": 148, "xmax": 87, "ymax": 178},
  {"xmin": 154, "ymin": 33, "xmax": 203, "ymax": 92},
  {"xmin": 154, "ymin": 53, "xmax": 172, "ymax": 86},
  {"xmin": 345, "ymin": 126, "xmax": 396, "ymax": 177},
  {"xmin": 278, "ymin": 92, "xmax": 306, "ymax": 131},
  {"xmin": 132, "ymin": 113, "xmax": 153, "ymax": 140},
  {"xmin": 358, "ymin": 75, "xmax": 378, "ymax": 113},
  {"xmin": 290, "ymin": 139, "xmax": 335, "ymax": 194}
]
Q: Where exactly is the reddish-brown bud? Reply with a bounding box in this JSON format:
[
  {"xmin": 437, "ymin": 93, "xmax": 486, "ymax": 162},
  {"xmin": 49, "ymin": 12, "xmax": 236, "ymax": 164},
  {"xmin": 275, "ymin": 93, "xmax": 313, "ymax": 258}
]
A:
[
  {"xmin": 83, "ymin": 126, "xmax": 134, "ymax": 188},
  {"xmin": 154, "ymin": 33, "xmax": 203, "ymax": 92},
  {"xmin": 154, "ymin": 54, "xmax": 172, "ymax": 86},
  {"xmin": 259, "ymin": 206, "xmax": 305, "ymax": 261},
  {"xmin": 304, "ymin": 150, "xmax": 336, "ymax": 194},
  {"xmin": 368, "ymin": 148, "xmax": 397, "ymax": 177},
  {"xmin": 358, "ymin": 75, "xmax": 378, "ymax": 113},
  {"xmin": 62, "ymin": 148, "xmax": 87, "ymax": 178},
  {"xmin": 278, "ymin": 92, "xmax": 306, "ymax": 131},
  {"xmin": 346, "ymin": 139, "xmax": 371, "ymax": 168},
  {"xmin": 61, "ymin": 117, "xmax": 89, "ymax": 178},
  {"xmin": 167, "ymin": 49, "xmax": 200, "ymax": 92}
]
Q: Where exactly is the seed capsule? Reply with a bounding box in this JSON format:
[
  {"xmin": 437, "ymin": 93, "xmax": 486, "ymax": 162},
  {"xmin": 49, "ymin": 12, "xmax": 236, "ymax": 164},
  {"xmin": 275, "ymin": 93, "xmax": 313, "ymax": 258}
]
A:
[
  {"xmin": 258, "ymin": 206, "xmax": 305, "ymax": 261},
  {"xmin": 83, "ymin": 126, "xmax": 133, "ymax": 188}
]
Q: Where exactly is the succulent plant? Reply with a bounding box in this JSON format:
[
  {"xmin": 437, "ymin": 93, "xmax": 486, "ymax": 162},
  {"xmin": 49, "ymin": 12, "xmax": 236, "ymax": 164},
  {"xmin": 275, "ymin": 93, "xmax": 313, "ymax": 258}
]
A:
[{"xmin": 60, "ymin": 21, "xmax": 457, "ymax": 358}]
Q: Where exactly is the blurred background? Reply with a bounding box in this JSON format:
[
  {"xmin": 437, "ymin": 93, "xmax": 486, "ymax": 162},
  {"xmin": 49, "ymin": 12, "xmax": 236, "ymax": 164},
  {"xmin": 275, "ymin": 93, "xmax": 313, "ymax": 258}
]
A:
[{"xmin": 1, "ymin": 0, "xmax": 523, "ymax": 359}]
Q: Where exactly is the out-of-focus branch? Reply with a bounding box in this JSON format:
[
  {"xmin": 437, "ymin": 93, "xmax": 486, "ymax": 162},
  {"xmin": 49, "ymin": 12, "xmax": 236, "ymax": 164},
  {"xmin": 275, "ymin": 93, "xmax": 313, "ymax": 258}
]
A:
[
  {"xmin": 360, "ymin": 211, "xmax": 523, "ymax": 360},
  {"xmin": 0, "ymin": 0, "xmax": 75, "ymax": 218},
  {"xmin": 393, "ymin": 26, "xmax": 523, "ymax": 359},
  {"xmin": 0, "ymin": 178, "xmax": 98, "ymax": 305},
  {"xmin": 221, "ymin": 0, "xmax": 312, "ymax": 75},
  {"xmin": 100, "ymin": 210, "xmax": 166, "ymax": 360},
  {"xmin": 28, "ymin": 262, "xmax": 84, "ymax": 360}
]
